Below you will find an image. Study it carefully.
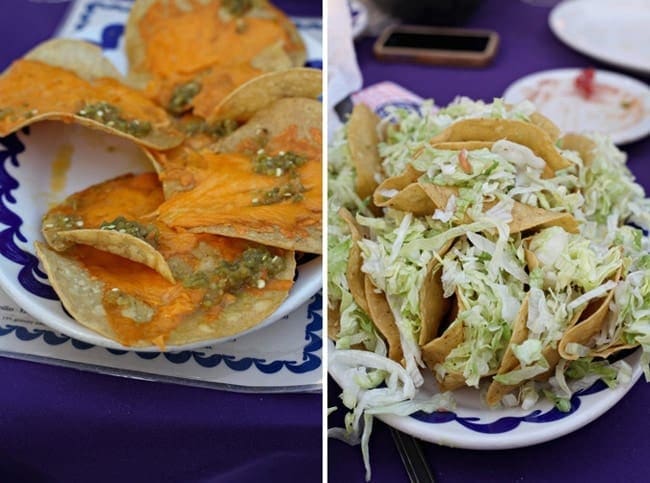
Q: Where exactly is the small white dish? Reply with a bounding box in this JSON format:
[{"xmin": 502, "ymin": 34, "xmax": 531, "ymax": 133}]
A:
[
  {"xmin": 503, "ymin": 68, "xmax": 650, "ymax": 144},
  {"xmin": 549, "ymin": 0, "xmax": 650, "ymax": 74}
]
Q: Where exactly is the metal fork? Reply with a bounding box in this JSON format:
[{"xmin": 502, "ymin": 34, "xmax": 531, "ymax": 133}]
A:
[{"xmin": 389, "ymin": 427, "xmax": 436, "ymax": 483}]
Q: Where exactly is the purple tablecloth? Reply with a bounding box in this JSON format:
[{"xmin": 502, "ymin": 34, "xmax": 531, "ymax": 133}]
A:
[
  {"xmin": 329, "ymin": 1, "xmax": 650, "ymax": 482},
  {"xmin": 0, "ymin": 1, "xmax": 322, "ymax": 482}
]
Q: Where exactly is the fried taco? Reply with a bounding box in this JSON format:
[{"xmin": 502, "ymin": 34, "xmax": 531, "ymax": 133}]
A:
[
  {"xmin": 420, "ymin": 234, "xmax": 528, "ymax": 390},
  {"xmin": 486, "ymin": 227, "xmax": 623, "ymax": 405},
  {"xmin": 429, "ymin": 118, "xmax": 571, "ymax": 173},
  {"xmin": 328, "ymin": 206, "xmax": 386, "ymax": 358},
  {"xmin": 339, "ymin": 103, "xmax": 382, "ymax": 203},
  {"xmin": 0, "ymin": 39, "xmax": 183, "ymax": 150},
  {"xmin": 356, "ymin": 209, "xmax": 454, "ymax": 383},
  {"xmin": 375, "ymin": 141, "xmax": 580, "ymax": 233}
]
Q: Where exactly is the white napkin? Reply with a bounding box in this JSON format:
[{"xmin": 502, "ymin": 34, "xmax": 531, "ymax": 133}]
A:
[{"xmin": 328, "ymin": 0, "xmax": 363, "ymax": 139}]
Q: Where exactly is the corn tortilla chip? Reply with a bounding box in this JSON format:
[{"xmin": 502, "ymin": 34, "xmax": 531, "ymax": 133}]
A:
[
  {"xmin": 41, "ymin": 173, "xmax": 176, "ymax": 282},
  {"xmin": 0, "ymin": 40, "xmax": 183, "ymax": 149},
  {"xmin": 209, "ymin": 68, "xmax": 322, "ymax": 122},
  {"xmin": 158, "ymin": 98, "xmax": 322, "ymax": 254},
  {"xmin": 125, "ymin": 0, "xmax": 306, "ymax": 112},
  {"xmin": 36, "ymin": 240, "xmax": 295, "ymax": 349}
]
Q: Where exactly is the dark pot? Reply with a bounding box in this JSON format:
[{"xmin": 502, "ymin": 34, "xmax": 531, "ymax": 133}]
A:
[{"xmin": 373, "ymin": 0, "xmax": 482, "ymax": 26}]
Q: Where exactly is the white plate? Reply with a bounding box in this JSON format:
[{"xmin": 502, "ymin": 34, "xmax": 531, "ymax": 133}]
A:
[
  {"xmin": 330, "ymin": 342, "xmax": 642, "ymax": 448},
  {"xmin": 503, "ymin": 68, "xmax": 650, "ymax": 144},
  {"xmin": 0, "ymin": 122, "xmax": 322, "ymax": 352},
  {"xmin": 549, "ymin": 0, "xmax": 650, "ymax": 74}
]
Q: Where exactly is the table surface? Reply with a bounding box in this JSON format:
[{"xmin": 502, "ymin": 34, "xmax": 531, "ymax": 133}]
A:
[
  {"xmin": 0, "ymin": 1, "xmax": 322, "ymax": 483},
  {"xmin": 329, "ymin": 1, "xmax": 650, "ymax": 482}
]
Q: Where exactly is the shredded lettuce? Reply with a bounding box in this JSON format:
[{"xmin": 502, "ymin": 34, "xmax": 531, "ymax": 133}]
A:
[
  {"xmin": 358, "ymin": 209, "xmax": 448, "ymax": 385},
  {"xmin": 439, "ymin": 236, "xmax": 526, "ymax": 387}
]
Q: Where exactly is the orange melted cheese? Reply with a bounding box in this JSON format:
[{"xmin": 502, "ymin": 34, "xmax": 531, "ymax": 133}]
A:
[
  {"xmin": 138, "ymin": 1, "xmax": 291, "ymax": 76},
  {"xmin": 73, "ymin": 245, "xmax": 202, "ymax": 347},
  {"xmin": 191, "ymin": 64, "xmax": 263, "ymax": 118},
  {"xmin": 52, "ymin": 173, "xmax": 291, "ymax": 347},
  {"xmin": 157, "ymin": 125, "xmax": 322, "ymax": 237},
  {"xmin": 46, "ymin": 172, "xmax": 164, "ymax": 227},
  {"xmin": 0, "ymin": 60, "xmax": 171, "ymax": 135},
  {"xmin": 137, "ymin": 0, "xmax": 295, "ymax": 112}
]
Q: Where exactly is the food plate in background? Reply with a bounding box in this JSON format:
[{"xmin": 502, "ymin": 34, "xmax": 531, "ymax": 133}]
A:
[
  {"xmin": 549, "ymin": 0, "xmax": 650, "ymax": 75},
  {"xmin": 0, "ymin": 122, "xmax": 322, "ymax": 352},
  {"xmin": 503, "ymin": 68, "xmax": 650, "ymax": 144}
]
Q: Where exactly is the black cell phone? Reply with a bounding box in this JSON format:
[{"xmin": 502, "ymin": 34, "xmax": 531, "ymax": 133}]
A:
[{"xmin": 374, "ymin": 25, "xmax": 499, "ymax": 67}]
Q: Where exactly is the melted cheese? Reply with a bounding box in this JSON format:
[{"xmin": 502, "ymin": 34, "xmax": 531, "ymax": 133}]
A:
[
  {"xmin": 157, "ymin": 126, "xmax": 322, "ymax": 238},
  {"xmin": 0, "ymin": 60, "xmax": 171, "ymax": 135}
]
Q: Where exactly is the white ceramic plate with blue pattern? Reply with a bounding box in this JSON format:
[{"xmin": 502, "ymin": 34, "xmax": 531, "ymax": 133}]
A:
[
  {"xmin": 0, "ymin": 120, "xmax": 321, "ymax": 352},
  {"xmin": 0, "ymin": 2, "xmax": 322, "ymax": 353},
  {"xmin": 330, "ymin": 341, "xmax": 642, "ymax": 448}
]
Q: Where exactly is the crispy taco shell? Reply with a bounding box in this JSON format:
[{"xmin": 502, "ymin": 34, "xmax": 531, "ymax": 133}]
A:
[
  {"xmin": 421, "ymin": 291, "xmax": 467, "ymax": 391},
  {"xmin": 363, "ymin": 277, "xmax": 403, "ymax": 363},
  {"xmin": 418, "ymin": 248, "xmax": 453, "ymax": 347},
  {"xmin": 338, "ymin": 208, "xmax": 369, "ymax": 314},
  {"xmin": 347, "ymin": 103, "xmax": 382, "ymax": 202},
  {"xmin": 430, "ymin": 118, "xmax": 571, "ymax": 172},
  {"xmin": 559, "ymin": 133, "xmax": 596, "ymax": 166},
  {"xmin": 558, "ymin": 266, "xmax": 624, "ymax": 360}
]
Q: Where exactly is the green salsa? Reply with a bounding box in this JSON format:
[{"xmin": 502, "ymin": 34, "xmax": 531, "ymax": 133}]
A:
[
  {"xmin": 181, "ymin": 117, "xmax": 238, "ymax": 139},
  {"xmin": 168, "ymin": 81, "xmax": 202, "ymax": 115},
  {"xmin": 252, "ymin": 179, "xmax": 305, "ymax": 206},
  {"xmin": 176, "ymin": 245, "xmax": 285, "ymax": 308},
  {"xmin": 43, "ymin": 213, "xmax": 84, "ymax": 231},
  {"xmin": 77, "ymin": 102, "xmax": 152, "ymax": 138},
  {"xmin": 105, "ymin": 288, "xmax": 154, "ymax": 324},
  {"xmin": 250, "ymin": 149, "xmax": 307, "ymax": 206},
  {"xmin": 99, "ymin": 216, "xmax": 159, "ymax": 247},
  {"xmin": 0, "ymin": 108, "xmax": 14, "ymax": 121},
  {"xmin": 253, "ymin": 150, "xmax": 306, "ymax": 177},
  {"xmin": 223, "ymin": 0, "xmax": 255, "ymax": 16}
]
